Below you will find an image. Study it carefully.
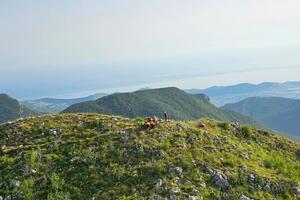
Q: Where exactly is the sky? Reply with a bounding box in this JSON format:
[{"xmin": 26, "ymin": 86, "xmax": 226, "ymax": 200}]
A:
[{"xmin": 1, "ymin": 0, "xmax": 300, "ymax": 99}]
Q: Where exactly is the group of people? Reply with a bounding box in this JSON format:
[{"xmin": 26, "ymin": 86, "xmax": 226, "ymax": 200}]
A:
[{"xmin": 144, "ymin": 111, "xmax": 168, "ymax": 129}]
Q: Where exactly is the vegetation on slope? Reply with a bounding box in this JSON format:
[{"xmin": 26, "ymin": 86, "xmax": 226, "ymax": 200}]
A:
[
  {"xmin": 63, "ymin": 87, "xmax": 260, "ymax": 127},
  {"xmin": 0, "ymin": 94, "xmax": 41, "ymax": 124},
  {"xmin": 0, "ymin": 113, "xmax": 299, "ymax": 199},
  {"xmin": 0, "ymin": 94, "xmax": 20, "ymax": 124},
  {"xmin": 223, "ymin": 97, "xmax": 300, "ymax": 139}
]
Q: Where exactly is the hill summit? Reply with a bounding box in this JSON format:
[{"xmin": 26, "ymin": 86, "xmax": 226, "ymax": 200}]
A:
[
  {"xmin": 0, "ymin": 113, "xmax": 299, "ymax": 199},
  {"xmin": 63, "ymin": 87, "xmax": 260, "ymax": 127}
]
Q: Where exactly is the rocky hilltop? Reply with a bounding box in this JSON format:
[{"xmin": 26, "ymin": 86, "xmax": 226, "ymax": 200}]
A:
[{"xmin": 0, "ymin": 113, "xmax": 299, "ymax": 199}]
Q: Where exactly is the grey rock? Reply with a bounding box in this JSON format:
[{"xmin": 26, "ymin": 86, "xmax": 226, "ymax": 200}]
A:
[
  {"xmin": 170, "ymin": 195, "xmax": 177, "ymax": 200},
  {"xmin": 188, "ymin": 133, "xmax": 198, "ymax": 142},
  {"xmin": 231, "ymin": 122, "xmax": 240, "ymax": 128},
  {"xmin": 169, "ymin": 187, "xmax": 180, "ymax": 195},
  {"xmin": 4, "ymin": 196, "xmax": 12, "ymax": 200},
  {"xmin": 146, "ymin": 148, "xmax": 165, "ymax": 160},
  {"xmin": 291, "ymin": 185, "xmax": 300, "ymax": 196},
  {"xmin": 240, "ymin": 194, "xmax": 252, "ymax": 200},
  {"xmin": 190, "ymin": 189, "xmax": 199, "ymax": 196},
  {"xmin": 203, "ymin": 166, "xmax": 215, "ymax": 174},
  {"xmin": 212, "ymin": 172, "xmax": 230, "ymax": 189},
  {"xmin": 264, "ymin": 183, "xmax": 271, "ymax": 192},
  {"xmin": 199, "ymin": 182, "xmax": 206, "ymax": 188},
  {"xmin": 169, "ymin": 167, "xmax": 183, "ymax": 175},
  {"xmin": 155, "ymin": 179, "xmax": 163, "ymax": 189},
  {"xmin": 12, "ymin": 180, "xmax": 20, "ymax": 188},
  {"xmin": 49, "ymin": 128, "xmax": 62, "ymax": 136},
  {"xmin": 247, "ymin": 174, "xmax": 255, "ymax": 184},
  {"xmin": 203, "ymin": 147, "xmax": 217, "ymax": 153},
  {"xmin": 151, "ymin": 195, "xmax": 163, "ymax": 200},
  {"xmin": 70, "ymin": 156, "xmax": 79, "ymax": 162},
  {"xmin": 119, "ymin": 130, "xmax": 127, "ymax": 135},
  {"xmin": 111, "ymin": 117, "xmax": 118, "ymax": 122},
  {"xmin": 190, "ymin": 196, "xmax": 200, "ymax": 200},
  {"xmin": 221, "ymin": 136, "xmax": 228, "ymax": 142}
]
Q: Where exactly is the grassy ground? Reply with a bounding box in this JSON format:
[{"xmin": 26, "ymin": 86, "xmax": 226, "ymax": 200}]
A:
[{"xmin": 0, "ymin": 113, "xmax": 299, "ymax": 199}]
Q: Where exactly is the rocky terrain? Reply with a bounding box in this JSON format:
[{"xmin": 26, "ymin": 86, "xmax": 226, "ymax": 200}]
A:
[{"xmin": 0, "ymin": 113, "xmax": 299, "ymax": 199}]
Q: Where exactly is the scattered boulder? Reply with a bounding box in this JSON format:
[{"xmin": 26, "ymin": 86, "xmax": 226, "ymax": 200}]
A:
[
  {"xmin": 169, "ymin": 167, "xmax": 183, "ymax": 175},
  {"xmin": 49, "ymin": 128, "xmax": 62, "ymax": 136},
  {"xmin": 212, "ymin": 172, "xmax": 230, "ymax": 189},
  {"xmin": 203, "ymin": 166, "xmax": 215, "ymax": 174},
  {"xmin": 190, "ymin": 189, "xmax": 199, "ymax": 196},
  {"xmin": 175, "ymin": 123, "xmax": 188, "ymax": 131},
  {"xmin": 198, "ymin": 182, "xmax": 206, "ymax": 188},
  {"xmin": 291, "ymin": 184, "xmax": 300, "ymax": 196},
  {"xmin": 145, "ymin": 148, "xmax": 165, "ymax": 160},
  {"xmin": 11, "ymin": 180, "xmax": 20, "ymax": 188},
  {"xmin": 167, "ymin": 187, "xmax": 181, "ymax": 200},
  {"xmin": 240, "ymin": 194, "xmax": 252, "ymax": 200},
  {"xmin": 221, "ymin": 136, "xmax": 228, "ymax": 143},
  {"xmin": 118, "ymin": 130, "xmax": 127, "ymax": 135},
  {"xmin": 190, "ymin": 196, "xmax": 200, "ymax": 200},
  {"xmin": 70, "ymin": 156, "xmax": 80, "ymax": 163},
  {"xmin": 203, "ymin": 147, "xmax": 217, "ymax": 153},
  {"xmin": 247, "ymin": 174, "xmax": 255, "ymax": 184},
  {"xmin": 231, "ymin": 122, "xmax": 240, "ymax": 128},
  {"xmin": 151, "ymin": 195, "xmax": 163, "ymax": 200},
  {"xmin": 264, "ymin": 183, "xmax": 271, "ymax": 192},
  {"xmin": 111, "ymin": 117, "xmax": 118, "ymax": 122},
  {"xmin": 155, "ymin": 179, "xmax": 163, "ymax": 189},
  {"xmin": 187, "ymin": 133, "xmax": 198, "ymax": 143}
]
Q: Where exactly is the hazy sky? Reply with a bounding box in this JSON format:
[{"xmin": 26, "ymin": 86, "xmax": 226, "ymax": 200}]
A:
[{"xmin": 1, "ymin": 0, "xmax": 300, "ymax": 99}]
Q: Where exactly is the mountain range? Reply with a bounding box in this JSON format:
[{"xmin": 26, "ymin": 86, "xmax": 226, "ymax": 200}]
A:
[
  {"xmin": 63, "ymin": 87, "xmax": 261, "ymax": 127},
  {"xmin": 186, "ymin": 81, "xmax": 300, "ymax": 106},
  {"xmin": 223, "ymin": 97, "xmax": 300, "ymax": 139},
  {"xmin": 22, "ymin": 93, "xmax": 107, "ymax": 113}
]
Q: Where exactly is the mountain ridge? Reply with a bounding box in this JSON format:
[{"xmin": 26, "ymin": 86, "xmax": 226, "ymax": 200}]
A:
[
  {"xmin": 222, "ymin": 96, "xmax": 300, "ymax": 139},
  {"xmin": 185, "ymin": 81, "xmax": 300, "ymax": 106},
  {"xmin": 22, "ymin": 93, "xmax": 107, "ymax": 113},
  {"xmin": 0, "ymin": 93, "xmax": 41, "ymax": 124},
  {"xmin": 63, "ymin": 87, "xmax": 262, "ymax": 128}
]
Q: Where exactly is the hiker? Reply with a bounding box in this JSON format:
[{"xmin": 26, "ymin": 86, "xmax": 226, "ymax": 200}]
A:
[
  {"xmin": 164, "ymin": 111, "xmax": 168, "ymax": 121},
  {"xmin": 144, "ymin": 117, "xmax": 157, "ymax": 130}
]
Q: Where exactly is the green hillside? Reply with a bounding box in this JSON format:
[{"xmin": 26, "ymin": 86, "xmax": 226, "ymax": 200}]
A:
[
  {"xmin": 223, "ymin": 97, "xmax": 300, "ymax": 139},
  {"xmin": 63, "ymin": 87, "xmax": 260, "ymax": 127},
  {"xmin": 0, "ymin": 94, "xmax": 20, "ymax": 124},
  {"xmin": 0, "ymin": 94, "xmax": 41, "ymax": 124},
  {"xmin": 0, "ymin": 113, "xmax": 299, "ymax": 199}
]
